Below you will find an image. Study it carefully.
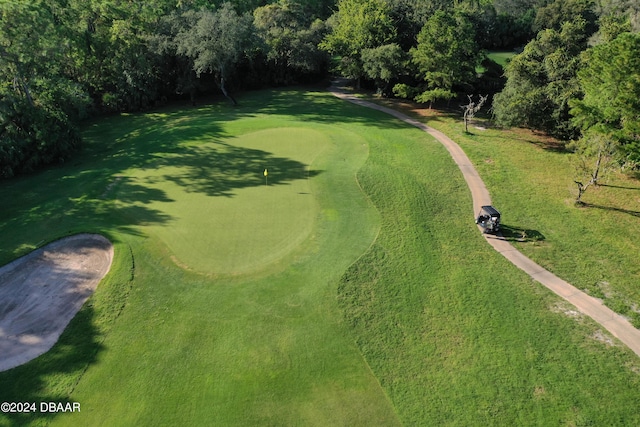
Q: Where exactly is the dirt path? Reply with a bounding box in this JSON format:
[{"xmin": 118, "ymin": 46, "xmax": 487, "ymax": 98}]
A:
[
  {"xmin": 329, "ymin": 82, "xmax": 640, "ymax": 359},
  {"xmin": 0, "ymin": 234, "xmax": 114, "ymax": 372}
]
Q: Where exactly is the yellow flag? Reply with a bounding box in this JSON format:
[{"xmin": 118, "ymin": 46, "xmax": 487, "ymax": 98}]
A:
[{"xmin": 264, "ymin": 169, "xmax": 268, "ymax": 177}]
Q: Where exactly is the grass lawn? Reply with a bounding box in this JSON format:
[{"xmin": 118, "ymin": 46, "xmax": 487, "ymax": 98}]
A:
[
  {"xmin": 336, "ymin": 102, "xmax": 640, "ymax": 425},
  {"xmin": 367, "ymin": 94, "xmax": 640, "ymax": 327},
  {"xmin": 130, "ymin": 126, "xmax": 331, "ymax": 275},
  {"xmin": 0, "ymin": 90, "xmax": 399, "ymax": 426},
  {"xmin": 486, "ymin": 51, "xmax": 516, "ymax": 68},
  {"xmin": 1, "ymin": 88, "xmax": 639, "ymax": 426}
]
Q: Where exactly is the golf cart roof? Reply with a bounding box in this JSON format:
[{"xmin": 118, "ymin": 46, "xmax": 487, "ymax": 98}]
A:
[{"xmin": 480, "ymin": 205, "xmax": 501, "ymax": 217}]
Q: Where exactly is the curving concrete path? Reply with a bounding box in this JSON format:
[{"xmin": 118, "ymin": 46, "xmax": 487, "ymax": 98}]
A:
[{"xmin": 329, "ymin": 82, "xmax": 640, "ymax": 359}]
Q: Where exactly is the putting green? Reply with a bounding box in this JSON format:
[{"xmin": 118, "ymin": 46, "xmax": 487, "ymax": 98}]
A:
[{"xmin": 124, "ymin": 127, "xmax": 330, "ymax": 275}]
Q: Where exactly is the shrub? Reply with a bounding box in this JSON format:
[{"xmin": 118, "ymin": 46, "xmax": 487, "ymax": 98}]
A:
[{"xmin": 0, "ymin": 96, "xmax": 82, "ymax": 178}]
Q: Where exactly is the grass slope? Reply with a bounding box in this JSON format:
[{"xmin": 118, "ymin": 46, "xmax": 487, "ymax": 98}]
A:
[
  {"xmin": 338, "ymin": 103, "xmax": 640, "ymax": 425},
  {"xmin": 0, "ymin": 88, "xmax": 639, "ymax": 426},
  {"xmin": 368, "ymin": 94, "xmax": 640, "ymax": 326},
  {"xmin": 0, "ymin": 90, "xmax": 399, "ymax": 426},
  {"xmin": 486, "ymin": 51, "xmax": 516, "ymax": 68}
]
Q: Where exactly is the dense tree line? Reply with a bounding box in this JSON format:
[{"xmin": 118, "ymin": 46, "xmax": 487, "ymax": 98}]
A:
[
  {"xmin": 0, "ymin": 0, "xmax": 333, "ymax": 177},
  {"xmin": 1, "ymin": 0, "xmax": 638, "ymax": 177},
  {"xmin": 492, "ymin": 0, "xmax": 640, "ymax": 189}
]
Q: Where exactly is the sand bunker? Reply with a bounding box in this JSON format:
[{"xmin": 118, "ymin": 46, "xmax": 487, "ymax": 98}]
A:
[{"xmin": 0, "ymin": 234, "xmax": 113, "ymax": 372}]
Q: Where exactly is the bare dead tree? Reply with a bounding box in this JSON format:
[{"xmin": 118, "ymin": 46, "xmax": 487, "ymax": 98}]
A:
[
  {"xmin": 571, "ymin": 133, "xmax": 617, "ymax": 204},
  {"xmin": 462, "ymin": 94, "xmax": 488, "ymax": 133}
]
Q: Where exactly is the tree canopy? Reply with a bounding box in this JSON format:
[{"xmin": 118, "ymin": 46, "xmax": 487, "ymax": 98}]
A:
[
  {"xmin": 492, "ymin": 19, "xmax": 589, "ymax": 139},
  {"xmin": 320, "ymin": 0, "xmax": 396, "ymax": 86},
  {"xmin": 410, "ymin": 10, "xmax": 480, "ymax": 94},
  {"xmin": 1, "ymin": 0, "xmax": 639, "ymax": 177},
  {"xmin": 570, "ymin": 32, "xmax": 640, "ymax": 164},
  {"xmin": 178, "ymin": 4, "xmax": 253, "ymax": 104},
  {"xmin": 253, "ymin": 1, "xmax": 328, "ymax": 85}
]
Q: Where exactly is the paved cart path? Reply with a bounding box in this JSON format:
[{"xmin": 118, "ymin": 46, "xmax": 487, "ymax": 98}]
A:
[{"xmin": 329, "ymin": 83, "xmax": 640, "ymax": 359}]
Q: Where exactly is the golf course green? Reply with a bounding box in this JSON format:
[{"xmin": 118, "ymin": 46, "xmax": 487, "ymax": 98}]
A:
[
  {"xmin": 136, "ymin": 127, "xmax": 331, "ymax": 275},
  {"xmin": 1, "ymin": 88, "xmax": 639, "ymax": 426}
]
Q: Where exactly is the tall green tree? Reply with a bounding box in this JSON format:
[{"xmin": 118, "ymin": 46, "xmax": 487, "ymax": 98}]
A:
[
  {"xmin": 320, "ymin": 0, "xmax": 396, "ymax": 87},
  {"xmin": 570, "ymin": 32, "xmax": 640, "ymax": 166},
  {"xmin": 597, "ymin": 0, "xmax": 640, "ymax": 34},
  {"xmin": 55, "ymin": 0, "xmax": 175, "ymax": 112},
  {"xmin": 532, "ymin": 0, "xmax": 597, "ymax": 34},
  {"xmin": 253, "ymin": 1, "xmax": 328, "ymax": 85},
  {"xmin": 0, "ymin": 1, "xmax": 70, "ymax": 107},
  {"xmin": 388, "ymin": 0, "xmax": 453, "ymax": 50},
  {"xmin": 154, "ymin": 3, "xmax": 255, "ymax": 105},
  {"xmin": 409, "ymin": 10, "xmax": 480, "ymax": 102},
  {"xmin": 0, "ymin": 0, "xmax": 85, "ymax": 177},
  {"xmin": 361, "ymin": 43, "xmax": 406, "ymax": 95},
  {"xmin": 492, "ymin": 18, "xmax": 588, "ymax": 139}
]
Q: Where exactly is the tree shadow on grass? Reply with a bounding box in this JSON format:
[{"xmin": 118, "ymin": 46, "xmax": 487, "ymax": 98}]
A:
[
  {"xmin": 149, "ymin": 141, "xmax": 322, "ymax": 197},
  {"xmin": 0, "ymin": 304, "xmax": 103, "ymax": 426},
  {"xmin": 1, "ymin": 92, "xmax": 335, "ymax": 262},
  {"xmin": 581, "ymin": 203, "xmax": 640, "ymax": 218},
  {"xmin": 599, "ymin": 183, "xmax": 640, "ymax": 191},
  {"xmin": 499, "ymin": 224, "xmax": 546, "ymax": 242},
  {"xmin": 0, "ymin": 88, "xmax": 374, "ymax": 422},
  {"xmin": 241, "ymin": 88, "xmax": 414, "ymax": 130},
  {"xmin": 0, "ymin": 236, "xmax": 133, "ymax": 426},
  {"xmin": 469, "ymin": 127, "xmax": 569, "ymax": 153}
]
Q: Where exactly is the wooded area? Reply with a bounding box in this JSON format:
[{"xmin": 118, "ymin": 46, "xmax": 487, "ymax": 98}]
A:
[{"xmin": 1, "ymin": 0, "xmax": 638, "ymax": 178}]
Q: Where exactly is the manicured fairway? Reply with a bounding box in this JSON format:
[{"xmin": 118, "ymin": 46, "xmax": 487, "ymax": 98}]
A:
[
  {"xmin": 133, "ymin": 126, "xmax": 330, "ymax": 275},
  {"xmin": 487, "ymin": 51, "xmax": 516, "ymax": 68},
  {"xmin": 0, "ymin": 90, "xmax": 400, "ymax": 426},
  {"xmin": 337, "ymin": 112, "xmax": 640, "ymax": 425},
  {"xmin": 1, "ymin": 88, "xmax": 639, "ymax": 426}
]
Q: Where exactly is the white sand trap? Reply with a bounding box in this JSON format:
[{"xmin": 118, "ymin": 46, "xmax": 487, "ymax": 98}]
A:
[{"xmin": 0, "ymin": 234, "xmax": 113, "ymax": 372}]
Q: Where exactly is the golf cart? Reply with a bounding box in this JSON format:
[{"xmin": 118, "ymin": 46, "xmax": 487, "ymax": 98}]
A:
[{"xmin": 475, "ymin": 205, "xmax": 501, "ymax": 234}]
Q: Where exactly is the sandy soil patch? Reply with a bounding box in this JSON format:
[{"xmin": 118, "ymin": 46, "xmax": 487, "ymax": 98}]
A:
[{"xmin": 0, "ymin": 234, "xmax": 113, "ymax": 372}]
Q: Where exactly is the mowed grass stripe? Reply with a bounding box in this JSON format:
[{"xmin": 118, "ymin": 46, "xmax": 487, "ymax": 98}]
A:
[
  {"xmin": 137, "ymin": 127, "xmax": 330, "ymax": 275},
  {"xmin": 1, "ymin": 89, "xmax": 639, "ymax": 426},
  {"xmin": 42, "ymin": 93, "xmax": 400, "ymax": 426},
  {"xmin": 338, "ymin": 102, "xmax": 640, "ymax": 425}
]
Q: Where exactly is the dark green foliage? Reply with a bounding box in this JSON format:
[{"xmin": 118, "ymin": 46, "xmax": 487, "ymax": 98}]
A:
[
  {"xmin": 494, "ymin": 0, "xmax": 540, "ymax": 17},
  {"xmin": 410, "ymin": 10, "xmax": 480, "ymax": 98},
  {"xmin": 0, "ymin": 0, "xmax": 638, "ymax": 179},
  {"xmin": 593, "ymin": 0, "xmax": 640, "ymax": 34},
  {"xmin": 533, "ymin": 0, "xmax": 598, "ymax": 34},
  {"xmin": 320, "ymin": 0, "xmax": 396, "ymax": 57},
  {"xmin": 492, "ymin": 19, "xmax": 588, "ymax": 139},
  {"xmin": 147, "ymin": 3, "xmax": 257, "ymax": 104},
  {"xmin": 253, "ymin": 1, "xmax": 329, "ymax": 85},
  {"xmin": 476, "ymin": 57, "xmax": 508, "ymax": 94},
  {"xmin": 594, "ymin": 14, "xmax": 633, "ymax": 43},
  {"xmin": 570, "ymin": 32, "xmax": 640, "ymax": 165},
  {"xmin": 389, "ymin": 0, "xmax": 455, "ymax": 50},
  {"xmin": 0, "ymin": 96, "xmax": 81, "ymax": 178},
  {"xmin": 392, "ymin": 83, "xmax": 420, "ymax": 99},
  {"xmin": 320, "ymin": 0, "xmax": 396, "ymax": 85},
  {"xmin": 476, "ymin": 9, "xmax": 536, "ymax": 49},
  {"xmin": 361, "ymin": 43, "xmax": 406, "ymax": 95},
  {"xmin": 0, "ymin": 1, "xmax": 88, "ymax": 178},
  {"xmin": 414, "ymin": 88, "xmax": 456, "ymax": 106}
]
